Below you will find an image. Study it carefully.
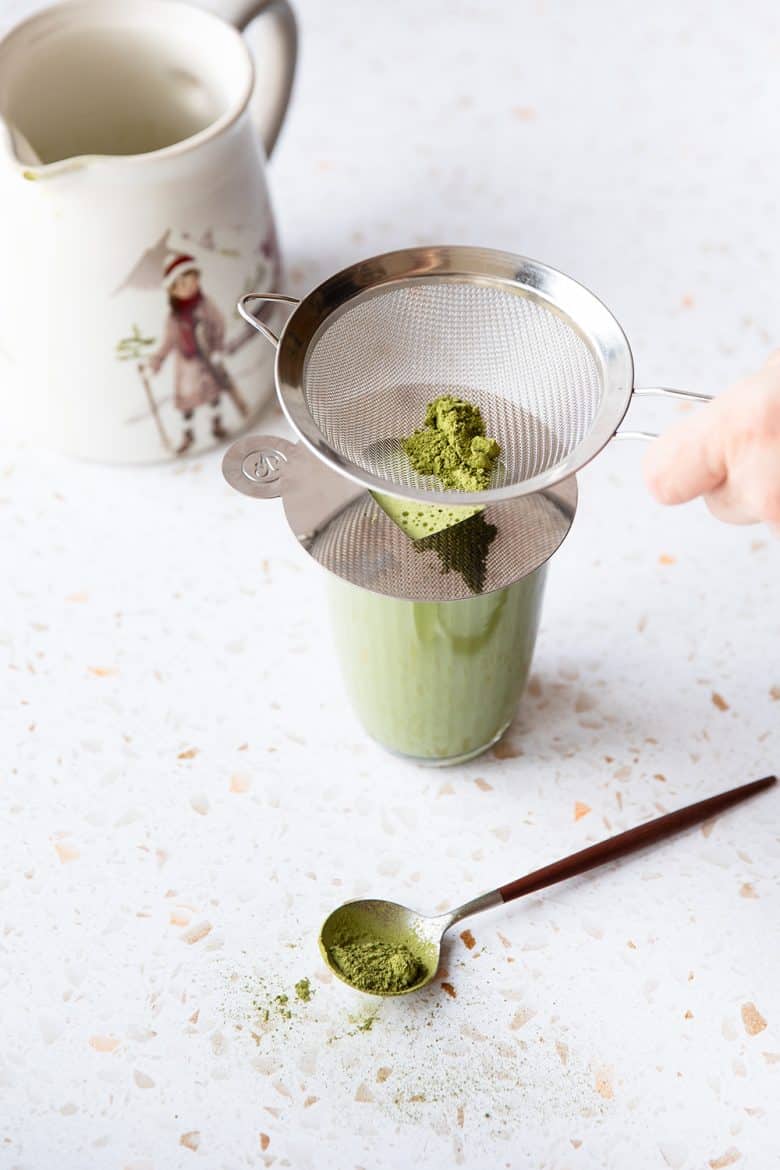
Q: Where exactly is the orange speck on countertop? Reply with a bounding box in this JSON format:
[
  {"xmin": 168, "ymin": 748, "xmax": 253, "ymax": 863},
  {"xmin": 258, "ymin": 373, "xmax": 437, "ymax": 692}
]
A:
[
  {"xmin": 89, "ymin": 1035, "xmax": 120, "ymax": 1053},
  {"xmin": 574, "ymin": 801, "xmax": 591, "ymax": 821},
  {"xmin": 88, "ymin": 666, "xmax": 118, "ymax": 677},
  {"xmin": 493, "ymin": 739, "xmax": 522, "ymax": 760},
  {"xmin": 510, "ymin": 1006, "xmax": 536, "ymax": 1029},
  {"xmin": 54, "ymin": 842, "xmax": 80, "ymax": 863},
  {"xmin": 708, "ymin": 1148, "xmax": 742, "ymax": 1169},
  {"xmin": 229, "ymin": 773, "xmax": 250, "ymax": 794},
  {"xmin": 179, "ymin": 1132, "xmax": 200, "ymax": 1152},
  {"xmin": 177, "ymin": 747, "xmax": 198, "ymax": 759},
  {"xmin": 259, "ymin": 1134, "xmax": 270, "ymax": 1151},
  {"xmin": 711, "ymin": 692, "xmax": 730, "ymax": 711},
  {"xmin": 460, "ymin": 929, "xmax": 476, "ymax": 950},
  {"xmin": 574, "ymin": 692, "xmax": 596, "ymax": 713},
  {"xmin": 182, "ymin": 921, "xmax": 212, "ymax": 945},
  {"xmin": 741, "ymin": 1002, "xmax": 767, "ymax": 1036},
  {"xmin": 441, "ymin": 982, "xmax": 457, "ymax": 999}
]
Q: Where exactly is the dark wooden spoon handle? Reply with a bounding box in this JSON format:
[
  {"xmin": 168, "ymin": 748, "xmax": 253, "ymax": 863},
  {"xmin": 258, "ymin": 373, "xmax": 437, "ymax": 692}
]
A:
[{"xmin": 498, "ymin": 775, "xmax": 776, "ymax": 904}]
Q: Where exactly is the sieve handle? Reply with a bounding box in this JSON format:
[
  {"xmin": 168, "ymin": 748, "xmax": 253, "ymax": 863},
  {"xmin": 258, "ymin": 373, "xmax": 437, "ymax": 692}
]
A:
[
  {"xmin": 616, "ymin": 386, "xmax": 714, "ymax": 440},
  {"xmin": 238, "ymin": 293, "xmax": 299, "ymax": 347}
]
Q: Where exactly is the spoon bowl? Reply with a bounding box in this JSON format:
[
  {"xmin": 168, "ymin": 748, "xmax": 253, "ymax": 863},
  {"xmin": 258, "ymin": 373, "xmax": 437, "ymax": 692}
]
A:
[{"xmin": 318, "ymin": 898, "xmax": 444, "ymax": 996}]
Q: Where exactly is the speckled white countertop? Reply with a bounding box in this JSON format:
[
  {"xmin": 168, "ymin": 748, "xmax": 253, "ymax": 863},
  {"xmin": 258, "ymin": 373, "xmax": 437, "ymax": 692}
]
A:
[{"xmin": 1, "ymin": 1, "xmax": 779, "ymax": 1168}]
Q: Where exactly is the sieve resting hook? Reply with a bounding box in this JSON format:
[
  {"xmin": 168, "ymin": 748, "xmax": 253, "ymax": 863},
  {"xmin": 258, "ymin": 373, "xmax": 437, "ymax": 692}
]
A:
[{"xmin": 237, "ymin": 292, "xmax": 300, "ymax": 348}]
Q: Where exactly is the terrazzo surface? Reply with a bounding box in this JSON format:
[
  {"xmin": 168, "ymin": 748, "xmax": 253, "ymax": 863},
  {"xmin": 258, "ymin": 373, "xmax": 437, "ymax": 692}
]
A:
[{"xmin": 1, "ymin": 1, "xmax": 779, "ymax": 1167}]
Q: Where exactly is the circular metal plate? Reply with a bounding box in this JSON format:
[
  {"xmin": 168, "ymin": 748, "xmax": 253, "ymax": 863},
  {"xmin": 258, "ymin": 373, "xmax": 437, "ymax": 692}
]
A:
[{"xmin": 297, "ymin": 475, "xmax": 578, "ymax": 602}]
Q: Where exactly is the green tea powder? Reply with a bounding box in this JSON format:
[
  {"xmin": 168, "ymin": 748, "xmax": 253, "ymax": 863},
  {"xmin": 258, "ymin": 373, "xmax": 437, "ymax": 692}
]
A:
[
  {"xmin": 294, "ymin": 978, "xmax": 313, "ymax": 1003},
  {"xmin": 402, "ymin": 394, "xmax": 500, "ymax": 492},
  {"xmin": 330, "ymin": 937, "xmax": 424, "ymax": 995}
]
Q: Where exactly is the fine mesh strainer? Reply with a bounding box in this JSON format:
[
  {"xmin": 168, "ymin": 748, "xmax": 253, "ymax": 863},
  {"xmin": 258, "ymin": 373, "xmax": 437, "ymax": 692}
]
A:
[{"xmin": 235, "ymin": 245, "xmax": 712, "ymax": 507}]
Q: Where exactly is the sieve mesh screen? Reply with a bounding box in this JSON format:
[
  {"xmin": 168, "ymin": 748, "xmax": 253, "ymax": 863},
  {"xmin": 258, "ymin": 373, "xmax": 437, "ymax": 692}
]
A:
[{"xmin": 302, "ymin": 280, "xmax": 603, "ymax": 492}]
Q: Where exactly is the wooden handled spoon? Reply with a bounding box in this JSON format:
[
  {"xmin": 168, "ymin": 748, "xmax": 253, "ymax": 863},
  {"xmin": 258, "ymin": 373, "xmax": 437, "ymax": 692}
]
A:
[{"xmin": 319, "ymin": 774, "xmax": 776, "ymax": 996}]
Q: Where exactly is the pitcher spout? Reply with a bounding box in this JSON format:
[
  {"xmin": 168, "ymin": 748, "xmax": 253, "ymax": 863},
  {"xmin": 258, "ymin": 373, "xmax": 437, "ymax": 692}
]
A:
[
  {"xmin": 5, "ymin": 119, "xmax": 40, "ymax": 166},
  {"xmin": 0, "ymin": 113, "xmax": 40, "ymax": 171},
  {"xmin": 0, "ymin": 116, "xmax": 92, "ymax": 181}
]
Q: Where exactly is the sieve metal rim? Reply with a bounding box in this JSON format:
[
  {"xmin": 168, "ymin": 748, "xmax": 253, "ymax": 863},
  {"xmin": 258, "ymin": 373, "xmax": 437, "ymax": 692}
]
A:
[{"xmin": 270, "ymin": 246, "xmax": 635, "ymax": 507}]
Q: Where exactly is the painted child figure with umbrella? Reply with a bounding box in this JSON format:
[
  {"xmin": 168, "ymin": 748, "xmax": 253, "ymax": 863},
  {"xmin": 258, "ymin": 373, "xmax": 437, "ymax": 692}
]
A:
[{"xmin": 148, "ymin": 252, "xmax": 248, "ymax": 454}]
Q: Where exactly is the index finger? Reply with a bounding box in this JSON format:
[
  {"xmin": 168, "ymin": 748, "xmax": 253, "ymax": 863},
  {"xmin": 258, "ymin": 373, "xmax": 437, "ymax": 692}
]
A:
[{"xmin": 643, "ymin": 407, "xmax": 727, "ymax": 505}]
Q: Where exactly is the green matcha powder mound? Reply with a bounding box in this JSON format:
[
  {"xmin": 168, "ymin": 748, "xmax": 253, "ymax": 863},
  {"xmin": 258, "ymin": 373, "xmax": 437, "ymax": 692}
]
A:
[
  {"xmin": 330, "ymin": 937, "xmax": 424, "ymax": 994},
  {"xmin": 402, "ymin": 394, "xmax": 500, "ymax": 492}
]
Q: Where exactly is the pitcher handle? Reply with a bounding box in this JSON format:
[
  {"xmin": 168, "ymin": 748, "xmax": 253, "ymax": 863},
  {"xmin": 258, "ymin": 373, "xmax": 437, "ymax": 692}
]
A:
[{"xmin": 221, "ymin": 0, "xmax": 298, "ymax": 157}]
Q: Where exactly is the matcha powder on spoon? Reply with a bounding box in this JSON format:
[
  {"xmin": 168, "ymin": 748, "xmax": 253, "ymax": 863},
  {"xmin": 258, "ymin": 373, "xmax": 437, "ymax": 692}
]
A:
[{"xmin": 329, "ymin": 937, "xmax": 425, "ymax": 995}]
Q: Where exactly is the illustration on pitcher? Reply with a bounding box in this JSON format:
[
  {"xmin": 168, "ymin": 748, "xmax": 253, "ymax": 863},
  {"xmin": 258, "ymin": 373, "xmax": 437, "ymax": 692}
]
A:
[
  {"xmin": 149, "ymin": 252, "xmax": 248, "ymax": 454},
  {"xmin": 115, "ymin": 226, "xmax": 280, "ymax": 456}
]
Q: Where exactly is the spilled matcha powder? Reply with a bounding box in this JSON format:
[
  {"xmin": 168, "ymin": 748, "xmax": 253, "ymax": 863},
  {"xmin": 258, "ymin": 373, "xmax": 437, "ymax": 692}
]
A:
[
  {"xmin": 402, "ymin": 394, "xmax": 501, "ymax": 492},
  {"xmin": 329, "ymin": 937, "xmax": 424, "ymax": 995},
  {"xmin": 273, "ymin": 993, "xmax": 292, "ymax": 1019},
  {"xmin": 294, "ymin": 977, "xmax": 313, "ymax": 1003}
]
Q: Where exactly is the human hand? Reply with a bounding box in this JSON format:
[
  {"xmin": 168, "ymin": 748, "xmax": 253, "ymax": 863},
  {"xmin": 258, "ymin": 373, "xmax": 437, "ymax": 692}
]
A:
[{"xmin": 643, "ymin": 351, "xmax": 780, "ymax": 530}]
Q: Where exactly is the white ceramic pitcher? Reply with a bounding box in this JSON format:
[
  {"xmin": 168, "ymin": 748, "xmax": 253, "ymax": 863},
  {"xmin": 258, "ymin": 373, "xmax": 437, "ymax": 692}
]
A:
[{"xmin": 0, "ymin": 0, "xmax": 296, "ymax": 461}]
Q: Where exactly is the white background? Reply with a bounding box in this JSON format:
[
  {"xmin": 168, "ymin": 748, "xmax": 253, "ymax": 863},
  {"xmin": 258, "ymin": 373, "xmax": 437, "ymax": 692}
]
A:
[{"xmin": 1, "ymin": 1, "xmax": 779, "ymax": 1168}]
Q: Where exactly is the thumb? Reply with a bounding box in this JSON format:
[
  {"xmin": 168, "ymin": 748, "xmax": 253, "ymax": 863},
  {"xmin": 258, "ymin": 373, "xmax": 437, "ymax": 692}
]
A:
[{"xmin": 643, "ymin": 406, "xmax": 727, "ymax": 505}]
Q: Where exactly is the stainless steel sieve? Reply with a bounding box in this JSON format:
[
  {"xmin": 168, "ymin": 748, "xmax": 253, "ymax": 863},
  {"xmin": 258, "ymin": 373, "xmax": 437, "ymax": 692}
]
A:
[{"xmin": 234, "ymin": 245, "xmax": 712, "ymax": 507}]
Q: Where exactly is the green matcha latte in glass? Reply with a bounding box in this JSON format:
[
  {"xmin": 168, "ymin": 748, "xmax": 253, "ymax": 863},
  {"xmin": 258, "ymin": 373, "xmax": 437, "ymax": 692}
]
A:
[{"xmin": 327, "ymin": 563, "xmax": 547, "ymax": 765}]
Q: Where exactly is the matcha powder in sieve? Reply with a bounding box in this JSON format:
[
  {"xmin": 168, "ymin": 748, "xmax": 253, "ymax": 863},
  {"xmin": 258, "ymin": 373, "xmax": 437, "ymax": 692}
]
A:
[{"xmin": 402, "ymin": 394, "xmax": 501, "ymax": 491}]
